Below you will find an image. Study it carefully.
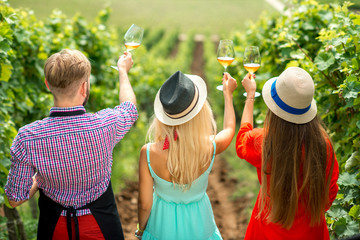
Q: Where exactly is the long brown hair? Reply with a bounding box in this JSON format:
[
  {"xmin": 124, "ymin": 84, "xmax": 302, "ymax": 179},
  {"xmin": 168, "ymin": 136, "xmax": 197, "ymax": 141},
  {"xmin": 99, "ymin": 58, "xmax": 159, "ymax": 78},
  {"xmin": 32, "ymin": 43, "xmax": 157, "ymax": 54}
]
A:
[{"xmin": 258, "ymin": 110, "xmax": 335, "ymax": 229}]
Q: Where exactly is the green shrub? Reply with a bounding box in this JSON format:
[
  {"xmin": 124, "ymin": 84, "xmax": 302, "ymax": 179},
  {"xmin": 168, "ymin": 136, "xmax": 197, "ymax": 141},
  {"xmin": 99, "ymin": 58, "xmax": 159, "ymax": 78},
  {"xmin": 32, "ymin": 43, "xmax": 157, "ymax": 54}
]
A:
[
  {"xmin": 230, "ymin": 0, "xmax": 360, "ymax": 237},
  {"xmin": 0, "ymin": 0, "xmax": 181, "ymax": 237}
]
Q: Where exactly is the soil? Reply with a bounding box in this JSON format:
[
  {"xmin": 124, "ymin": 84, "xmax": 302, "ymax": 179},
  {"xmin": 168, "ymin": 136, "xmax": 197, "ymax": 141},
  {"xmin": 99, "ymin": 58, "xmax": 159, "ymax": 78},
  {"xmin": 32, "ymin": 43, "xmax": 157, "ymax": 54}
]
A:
[
  {"xmin": 115, "ymin": 182, "xmax": 139, "ymax": 240},
  {"xmin": 115, "ymin": 36, "xmax": 252, "ymax": 240},
  {"xmin": 190, "ymin": 38, "xmax": 206, "ymax": 80},
  {"xmin": 207, "ymin": 158, "xmax": 251, "ymax": 240}
]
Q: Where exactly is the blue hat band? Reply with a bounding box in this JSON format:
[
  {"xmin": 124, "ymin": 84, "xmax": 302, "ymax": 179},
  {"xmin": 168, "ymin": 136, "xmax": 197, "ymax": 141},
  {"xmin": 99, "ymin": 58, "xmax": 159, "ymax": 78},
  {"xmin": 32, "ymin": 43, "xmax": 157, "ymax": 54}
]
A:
[{"xmin": 271, "ymin": 79, "xmax": 311, "ymax": 115}]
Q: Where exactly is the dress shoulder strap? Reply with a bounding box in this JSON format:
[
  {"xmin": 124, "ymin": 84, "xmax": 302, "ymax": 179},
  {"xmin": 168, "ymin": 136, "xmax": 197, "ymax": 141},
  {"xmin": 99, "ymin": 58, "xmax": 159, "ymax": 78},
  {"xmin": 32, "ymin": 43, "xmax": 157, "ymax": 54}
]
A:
[
  {"xmin": 146, "ymin": 143, "xmax": 156, "ymax": 178},
  {"xmin": 208, "ymin": 140, "xmax": 217, "ymax": 172}
]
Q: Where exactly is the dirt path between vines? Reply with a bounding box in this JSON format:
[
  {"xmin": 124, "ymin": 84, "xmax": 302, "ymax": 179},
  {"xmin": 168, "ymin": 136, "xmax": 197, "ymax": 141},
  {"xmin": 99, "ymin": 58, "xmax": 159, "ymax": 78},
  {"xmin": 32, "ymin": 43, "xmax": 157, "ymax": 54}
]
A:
[
  {"xmin": 115, "ymin": 36, "xmax": 251, "ymax": 240},
  {"xmin": 207, "ymin": 158, "xmax": 251, "ymax": 239}
]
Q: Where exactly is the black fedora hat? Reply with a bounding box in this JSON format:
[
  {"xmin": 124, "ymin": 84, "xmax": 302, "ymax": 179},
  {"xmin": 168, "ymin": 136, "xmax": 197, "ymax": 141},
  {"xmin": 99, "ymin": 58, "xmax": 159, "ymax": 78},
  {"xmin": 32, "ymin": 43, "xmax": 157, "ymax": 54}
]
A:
[{"xmin": 154, "ymin": 71, "xmax": 207, "ymax": 126}]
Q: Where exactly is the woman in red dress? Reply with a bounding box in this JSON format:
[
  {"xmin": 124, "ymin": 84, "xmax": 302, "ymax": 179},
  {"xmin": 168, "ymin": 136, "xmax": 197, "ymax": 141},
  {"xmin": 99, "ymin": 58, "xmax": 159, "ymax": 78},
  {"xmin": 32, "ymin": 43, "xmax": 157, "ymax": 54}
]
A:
[{"xmin": 236, "ymin": 67, "xmax": 339, "ymax": 240}]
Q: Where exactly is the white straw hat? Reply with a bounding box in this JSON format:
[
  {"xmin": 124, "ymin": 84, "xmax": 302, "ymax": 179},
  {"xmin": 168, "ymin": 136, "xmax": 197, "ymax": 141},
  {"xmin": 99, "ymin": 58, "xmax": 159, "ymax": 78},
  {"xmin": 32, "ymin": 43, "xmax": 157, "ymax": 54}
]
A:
[
  {"xmin": 154, "ymin": 71, "xmax": 207, "ymax": 126},
  {"xmin": 262, "ymin": 67, "xmax": 317, "ymax": 124}
]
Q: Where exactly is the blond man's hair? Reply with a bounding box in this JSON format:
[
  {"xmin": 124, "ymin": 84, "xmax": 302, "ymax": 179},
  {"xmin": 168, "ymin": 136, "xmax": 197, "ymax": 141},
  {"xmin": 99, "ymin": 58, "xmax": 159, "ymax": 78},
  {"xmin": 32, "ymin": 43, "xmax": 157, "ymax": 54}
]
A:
[
  {"xmin": 147, "ymin": 100, "xmax": 217, "ymax": 190},
  {"xmin": 44, "ymin": 49, "xmax": 91, "ymax": 97}
]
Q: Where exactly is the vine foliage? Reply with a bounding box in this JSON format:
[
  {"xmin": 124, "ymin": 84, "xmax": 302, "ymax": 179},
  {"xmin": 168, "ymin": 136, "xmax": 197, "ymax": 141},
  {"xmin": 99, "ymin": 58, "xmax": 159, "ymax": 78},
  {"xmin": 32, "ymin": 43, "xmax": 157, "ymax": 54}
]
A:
[{"xmin": 229, "ymin": 0, "xmax": 360, "ymax": 237}]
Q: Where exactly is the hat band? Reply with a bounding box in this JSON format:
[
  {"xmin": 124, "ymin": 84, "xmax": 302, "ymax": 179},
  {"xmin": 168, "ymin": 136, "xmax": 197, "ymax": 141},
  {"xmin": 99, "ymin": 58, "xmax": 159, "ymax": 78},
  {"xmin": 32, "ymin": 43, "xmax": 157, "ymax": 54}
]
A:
[
  {"xmin": 165, "ymin": 85, "xmax": 199, "ymax": 119},
  {"xmin": 271, "ymin": 79, "xmax": 311, "ymax": 115}
]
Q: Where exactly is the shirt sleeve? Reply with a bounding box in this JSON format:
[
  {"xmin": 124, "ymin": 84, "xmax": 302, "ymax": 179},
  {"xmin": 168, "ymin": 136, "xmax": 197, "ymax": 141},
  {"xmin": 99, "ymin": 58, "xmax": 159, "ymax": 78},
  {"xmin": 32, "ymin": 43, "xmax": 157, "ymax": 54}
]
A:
[
  {"xmin": 113, "ymin": 101, "xmax": 138, "ymax": 143},
  {"xmin": 5, "ymin": 135, "xmax": 35, "ymax": 202},
  {"xmin": 325, "ymin": 139, "xmax": 339, "ymax": 211},
  {"xmin": 235, "ymin": 122, "xmax": 264, "ymax": 169}
]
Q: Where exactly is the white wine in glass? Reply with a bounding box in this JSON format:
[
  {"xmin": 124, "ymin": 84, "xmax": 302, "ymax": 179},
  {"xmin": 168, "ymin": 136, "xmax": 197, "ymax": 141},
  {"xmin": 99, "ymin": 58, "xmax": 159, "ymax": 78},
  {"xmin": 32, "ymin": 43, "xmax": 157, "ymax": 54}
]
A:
[
  {"xmin": 124, "ymin": 42, "xmax": 141, "ymax": 51},
  {"xmin": 243, "ymin": 46, "xmax": 261, "ymax": 97},
  {"xmin": 216, "ymin": 39, "xmax": 235, "ymax": 91},
  {"xmin": 111, "ymin": 24, "xmax": 144, "ymax": 71},
  {"xmin": 124, "ymin": 24, "xmax": 144, "ymax": 51}
]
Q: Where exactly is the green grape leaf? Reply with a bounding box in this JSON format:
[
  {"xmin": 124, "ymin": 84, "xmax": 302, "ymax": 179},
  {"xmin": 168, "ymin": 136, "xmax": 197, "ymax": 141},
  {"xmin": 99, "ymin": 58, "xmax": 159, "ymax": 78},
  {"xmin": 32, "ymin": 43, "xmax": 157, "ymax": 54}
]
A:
[
  {"xmin": 352, "ymin": 58, "xmax": 359, "ymax": 70},
  {"xmin": 0, "ymin": 187, "xmax": 12, "ymax": 208},
  {"xmin": 0, "ymin": 163, "xmax": 9, "ymax": 175},
  {"xmin": 334, "ymin": 218, "xmax": 360, "ymax": 237},
  {"xmin": 332, "ymin": 36, "xmax": 348, "ymax": 47},
  {"xmin": 318, "ymin": 10, "xmax": 333, "ymax": 22},
  {"xmin": 345, "ymin": 151, "xmax": 359, "ymax": 171},
  {"xmin": 338, "ymin": 172, "xmax": 360, "ymax": 186},
  {"xmin": 343, "ymin": 76, "xmax": 360, "ymax": 100},
  {"xmin": 290, "ymin": 50, "xmax": 305, "ymax": 59},
  {"xmin": 353, "ymin": 15, "xmax": 360, "ymax": 25},
  {"xmin": 302, "ymin": 21, "xmax": 315, "ymax": 30},
  {"xmin": 349, "ymin": 205, "xmax": 360, "ymax": 220},
  {"xmin": 343, "ymin": 188, "xmax": 359, "ymax": 203},
  {"xmin": 314, "ymin": 52, "xmax": 335, "ymax": 71},
  {"xmin": 0, "ymin": 62, "xmax": 13, "ymax": 82},
  {"xmin": 327, "ymin": 205, "xmax": 349, "ymax": 219},
  {"xmin": 344, "ymin": 91, "xmax": 359, "ymax": 100}
]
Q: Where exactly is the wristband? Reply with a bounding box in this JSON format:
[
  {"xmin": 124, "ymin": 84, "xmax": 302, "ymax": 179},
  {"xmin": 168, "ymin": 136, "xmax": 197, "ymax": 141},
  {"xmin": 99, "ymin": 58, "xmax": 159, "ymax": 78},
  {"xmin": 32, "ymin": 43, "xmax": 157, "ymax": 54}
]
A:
[{"xmin": 137, "ymin": 223, "xmax": 144, "ymax": 233}]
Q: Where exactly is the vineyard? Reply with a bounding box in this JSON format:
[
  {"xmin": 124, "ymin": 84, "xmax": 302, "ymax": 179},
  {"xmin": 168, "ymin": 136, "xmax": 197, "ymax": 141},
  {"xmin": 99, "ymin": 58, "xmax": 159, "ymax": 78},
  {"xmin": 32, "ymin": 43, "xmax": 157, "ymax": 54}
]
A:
[{"xmin": 0, "ymin": 0, "xmax": 360, "ymax": 239}]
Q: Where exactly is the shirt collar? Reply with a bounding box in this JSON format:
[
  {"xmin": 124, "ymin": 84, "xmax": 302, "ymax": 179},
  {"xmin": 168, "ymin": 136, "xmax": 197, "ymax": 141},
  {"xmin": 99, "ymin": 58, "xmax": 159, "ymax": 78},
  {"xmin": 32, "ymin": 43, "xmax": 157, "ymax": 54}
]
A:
[{"xmin": 49, "ymin": 106, "xmax": 86, "ymax": 117}]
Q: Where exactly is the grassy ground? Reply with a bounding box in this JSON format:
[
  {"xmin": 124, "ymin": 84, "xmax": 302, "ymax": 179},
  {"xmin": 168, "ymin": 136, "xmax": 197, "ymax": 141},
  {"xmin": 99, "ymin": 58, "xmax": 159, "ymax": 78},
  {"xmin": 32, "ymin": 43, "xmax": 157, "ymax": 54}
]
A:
[{"xmin": 9, "ymin": 0, "xmax": 275, "ymax": 34}]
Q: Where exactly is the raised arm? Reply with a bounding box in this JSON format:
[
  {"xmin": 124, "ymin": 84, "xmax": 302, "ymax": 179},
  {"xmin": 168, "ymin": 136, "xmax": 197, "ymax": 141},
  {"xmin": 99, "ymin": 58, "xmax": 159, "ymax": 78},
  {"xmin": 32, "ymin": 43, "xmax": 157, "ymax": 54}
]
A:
[
  {"xmin": 240, "ymin": 73, "xmax": 256, "ymax": 126},
  {"xmin": 214, "ymin": 73, "xmax": 238, "ymax": 154},
  {"xmin": 117, "ymin": 51, "xmax": 136, "ymax": 105}
]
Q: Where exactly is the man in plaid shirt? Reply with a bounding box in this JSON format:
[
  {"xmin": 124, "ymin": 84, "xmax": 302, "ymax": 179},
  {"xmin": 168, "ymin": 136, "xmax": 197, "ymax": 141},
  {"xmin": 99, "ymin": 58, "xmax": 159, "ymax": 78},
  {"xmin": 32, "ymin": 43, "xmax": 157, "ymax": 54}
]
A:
[{"xmin": 5, "ymin": 49, "xmax": 138, "ymax": 240}]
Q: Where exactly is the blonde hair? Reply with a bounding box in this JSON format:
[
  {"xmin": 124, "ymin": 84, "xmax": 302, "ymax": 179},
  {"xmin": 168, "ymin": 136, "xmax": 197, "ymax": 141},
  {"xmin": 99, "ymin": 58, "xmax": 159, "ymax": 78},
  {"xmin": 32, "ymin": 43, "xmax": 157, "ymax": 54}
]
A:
[
  {"xmin": 258, "ymin": 110, "xmax": 335, "ymax": 229},
  {"xmin": 147, "ymin": 100, "xmax": 216, "ymax": 190},
  {"xmin": 44, "ymin": 49, "xmax": 91, "ymax": 98}
]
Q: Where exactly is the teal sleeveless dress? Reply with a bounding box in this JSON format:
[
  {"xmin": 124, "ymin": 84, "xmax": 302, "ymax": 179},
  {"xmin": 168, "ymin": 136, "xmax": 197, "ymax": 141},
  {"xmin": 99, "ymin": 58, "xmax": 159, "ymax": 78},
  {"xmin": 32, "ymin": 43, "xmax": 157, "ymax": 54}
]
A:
[{"xmin": 142, "ymin": 141, "xmax": 222, "ymax": 240}]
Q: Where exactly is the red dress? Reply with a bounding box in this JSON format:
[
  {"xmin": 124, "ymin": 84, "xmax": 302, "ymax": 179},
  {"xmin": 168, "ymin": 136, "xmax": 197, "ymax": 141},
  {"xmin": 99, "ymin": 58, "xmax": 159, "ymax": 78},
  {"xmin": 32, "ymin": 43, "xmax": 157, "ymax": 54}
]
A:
[{"xmin": 235, "ymin": 122, "xmax": 339, "ymax": 240}]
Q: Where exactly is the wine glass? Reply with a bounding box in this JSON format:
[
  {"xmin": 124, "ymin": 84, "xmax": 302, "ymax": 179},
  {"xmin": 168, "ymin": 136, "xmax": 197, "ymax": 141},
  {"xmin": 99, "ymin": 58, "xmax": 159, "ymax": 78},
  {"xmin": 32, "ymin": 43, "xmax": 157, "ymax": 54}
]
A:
[
  {"xmin": 124, "ymin": 24, "xmax": 144, "ymax": 51},
  {"xmin": 243, "ymin": 46, "xmax": 261, "ymax": 97},
  {"xmin": 216, "ymin": 39, "xmax": 235, "ymax": 91},
  {"xmin": 111, "ymin": 24, "xmax": 144, "ymax": 71}
]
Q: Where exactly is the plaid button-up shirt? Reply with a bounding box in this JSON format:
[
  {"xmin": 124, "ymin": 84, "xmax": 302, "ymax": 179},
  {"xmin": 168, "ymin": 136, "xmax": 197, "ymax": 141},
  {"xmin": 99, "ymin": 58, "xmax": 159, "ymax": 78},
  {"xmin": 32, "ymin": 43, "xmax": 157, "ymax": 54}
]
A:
[{"xmin": 5, "ymin": 101, "xmax": 138, "ymax": 216}]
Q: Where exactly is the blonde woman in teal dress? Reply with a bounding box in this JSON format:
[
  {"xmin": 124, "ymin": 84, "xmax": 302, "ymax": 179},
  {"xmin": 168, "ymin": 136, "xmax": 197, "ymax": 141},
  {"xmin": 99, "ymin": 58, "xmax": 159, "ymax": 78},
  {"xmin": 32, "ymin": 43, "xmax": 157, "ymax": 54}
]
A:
[{"xmin": 136, "ymin": 71, "xmax": 237, "ymax": 240}]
